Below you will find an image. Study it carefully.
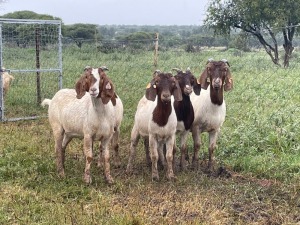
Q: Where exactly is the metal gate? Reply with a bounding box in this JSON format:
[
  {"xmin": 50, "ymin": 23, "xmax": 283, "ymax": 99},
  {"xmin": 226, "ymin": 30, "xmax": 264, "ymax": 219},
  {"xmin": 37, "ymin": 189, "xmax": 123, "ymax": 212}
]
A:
[{"xmin": 0, "ymin": 18, "xmax": 62, "ymax": 122}]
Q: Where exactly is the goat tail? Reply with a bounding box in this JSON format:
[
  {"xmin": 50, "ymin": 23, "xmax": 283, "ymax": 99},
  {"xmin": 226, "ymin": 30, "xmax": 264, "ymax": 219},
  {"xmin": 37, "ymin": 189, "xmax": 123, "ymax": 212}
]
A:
[{"xmin": 41, "ymin": 98, "xmax": 51, "ymax": 107}]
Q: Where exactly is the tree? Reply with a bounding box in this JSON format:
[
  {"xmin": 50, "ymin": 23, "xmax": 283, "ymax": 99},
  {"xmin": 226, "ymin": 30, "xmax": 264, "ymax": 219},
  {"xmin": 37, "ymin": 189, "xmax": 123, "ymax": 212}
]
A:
[
  {"xmin": 0, "ymin": 10, "xmax": 61, "ymax": 21},
  {"xmin": 0, "ymin": 11, "xmax": 62, "ymax": 47},
  {"xmin": 64, "ymin": 24, "xmax": 98, "ymax": 48},
  {"xmin": 205, "ymin": 0, "xmax": 300, "ymax": 67}
]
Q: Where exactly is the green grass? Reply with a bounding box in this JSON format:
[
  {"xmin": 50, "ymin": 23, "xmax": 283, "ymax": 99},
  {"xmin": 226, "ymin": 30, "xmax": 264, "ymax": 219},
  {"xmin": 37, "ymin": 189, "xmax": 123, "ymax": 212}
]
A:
[{"xmin": 1, "ymin": 46, "xmax": 300, "ymax": 224}]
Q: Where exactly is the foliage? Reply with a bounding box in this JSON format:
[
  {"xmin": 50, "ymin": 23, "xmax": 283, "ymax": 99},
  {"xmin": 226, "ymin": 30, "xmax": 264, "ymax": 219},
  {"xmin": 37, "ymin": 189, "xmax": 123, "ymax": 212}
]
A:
[
  {"xmin": 0, "ymin": 10, "xmax": 61, "ymax": 21},
  {"xmin": 0, "ymin": 11, "xmax": 61, "ymax": 48},
  {"xmin": 64, "ymin": 23, "xmax": 99, "ymax": 48},
  {"xmin": 229, "ymin": 32, "xmax": 251, "ymax": 52},
  {"xmin": 205, "ymin": 0, "xmax": 300, "ymax": 67}
]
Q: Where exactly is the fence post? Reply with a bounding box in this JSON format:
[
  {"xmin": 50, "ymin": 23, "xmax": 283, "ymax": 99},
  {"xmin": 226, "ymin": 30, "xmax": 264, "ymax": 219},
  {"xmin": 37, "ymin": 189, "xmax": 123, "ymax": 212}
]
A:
[
  {"xmin": 35, "ymin": 27, "xmax": 41, "ymax": 105},
  {"xmin": 154, "ymin": 33, "xmax": 159, "ymax": 70},
  {"xmin": 0, "ymin": 23, "xmax": 3, "ymax": 121}
]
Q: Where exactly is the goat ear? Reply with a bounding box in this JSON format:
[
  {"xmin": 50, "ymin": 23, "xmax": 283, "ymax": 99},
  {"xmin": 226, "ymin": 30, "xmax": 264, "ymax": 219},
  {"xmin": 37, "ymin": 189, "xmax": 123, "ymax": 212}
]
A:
[
  {"xmin": 173, "ymin": 79, "xmax": 183, "ymax": 101},
  {"xmin": 145, "ymin": 82, "xmax": 157, "ymax": 101},
  {"xmin": 100, "ymin": 78, "xmax": 115, "ymax": 104},
  {"xmin": 193, "ymin": 82, "xmax": 201, "ymax": 96},
  {"xmin": 75, "ymin": 75, "xmax": 87, "ymax": 99},
  {"xmin": 110, "ymin": 92, "xmax": 117, "ymax": 106},
  {"xmin": 199, "ymin": 68, "xmax": 209, "ymax": 90},
  {"xmin": 224, "ymin": 70, "xmax": 233, "ymax": 91}
]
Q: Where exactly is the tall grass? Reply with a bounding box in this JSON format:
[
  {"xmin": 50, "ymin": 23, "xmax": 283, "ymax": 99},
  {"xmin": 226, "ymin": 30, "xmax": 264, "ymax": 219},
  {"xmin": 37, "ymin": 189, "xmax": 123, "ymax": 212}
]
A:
[{"xmin": 1, "ymin": 46, "xmax": 300, "ymax": 224}]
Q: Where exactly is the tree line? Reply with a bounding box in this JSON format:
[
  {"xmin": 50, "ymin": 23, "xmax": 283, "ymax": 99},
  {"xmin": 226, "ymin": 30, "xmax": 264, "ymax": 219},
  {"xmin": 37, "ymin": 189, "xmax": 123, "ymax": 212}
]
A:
[{"xmin": 1, "ymin": 3, "xmax": 300, "ymax": 67}]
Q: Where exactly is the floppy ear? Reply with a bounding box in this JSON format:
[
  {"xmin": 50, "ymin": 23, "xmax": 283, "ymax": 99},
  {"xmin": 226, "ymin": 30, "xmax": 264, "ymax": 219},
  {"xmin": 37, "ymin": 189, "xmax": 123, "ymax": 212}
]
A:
[
  {"xmin": 224, "ymin": 69, "xmax": 233, "ymax": 91},
  {"xmin": 75, "ymin": 68, "xmax": 93, "ymax": 99},
  {"xmin": 100, "ymin": 77, "xmax": 115, "ymax": 104},
  {"xmin": 199, "ymin": 67, "xmax": 209, "ymax": 90},
  {"xmin": 110, "ymin": 92, "xmax": 117, "ymax": 106},
  {"xmin": 172, "ymin": 78, "xmax": 183, "ymax": 101},
  {"xmin": 145, "ymin": 81, "xmax": 157, "ymax": 101},
  {"xmin": 191, "ymin": 75, "xmax": 201, "ymax": 95},
  {"xmin": 75, "ymin": 74, "xmax": 88, "ymax": 99},
  {"xmin": 193, "ymin": 81, "xmax": 201, "ymax": 95}
]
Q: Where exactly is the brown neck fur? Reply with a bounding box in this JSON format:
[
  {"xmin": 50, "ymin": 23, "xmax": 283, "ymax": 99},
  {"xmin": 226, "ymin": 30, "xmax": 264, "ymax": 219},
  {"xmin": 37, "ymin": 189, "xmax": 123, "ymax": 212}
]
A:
[
  {"xmin": 152, "ymin": 95, "xmax": 172, "ymax": 127},
  {"xmin": 210, "ymin": 85, "xmax": 224, "ymax": 105}
]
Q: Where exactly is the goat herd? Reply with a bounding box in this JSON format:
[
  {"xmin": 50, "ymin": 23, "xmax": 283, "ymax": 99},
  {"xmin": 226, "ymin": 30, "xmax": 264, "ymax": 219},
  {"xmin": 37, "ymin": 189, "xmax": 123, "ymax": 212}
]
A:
[{"xmin": 41, "ymin": 59, "xmax": 233, "ymax": 184}]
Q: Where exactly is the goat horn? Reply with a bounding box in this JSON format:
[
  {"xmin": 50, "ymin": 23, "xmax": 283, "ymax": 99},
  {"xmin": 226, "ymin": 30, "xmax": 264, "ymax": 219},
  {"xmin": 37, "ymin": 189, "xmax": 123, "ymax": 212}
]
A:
[
  {"xmin": 221, "ymin": 59, "xmax": 230, "ymax": 67},
  {"xmin": 186, "ymin": 67, "xmax": 191, "ymax": 72},
  {"xmin": 153, "ymin": 70, "xmax": 161, "ymax": 77},
  {"xmin": 172, "ymin": 68, "xmax": 182, "ymax": 72},
  {"xmin": 84, "ymin": 66, "xmax": 92, "ymax": 71},
  {"xmin": 100, "ymin": 66, "xmax": 109, "ymax": 71},
  {"xmin": 208, "ymin": 58, "xmax": 214, "ymax": 62}
]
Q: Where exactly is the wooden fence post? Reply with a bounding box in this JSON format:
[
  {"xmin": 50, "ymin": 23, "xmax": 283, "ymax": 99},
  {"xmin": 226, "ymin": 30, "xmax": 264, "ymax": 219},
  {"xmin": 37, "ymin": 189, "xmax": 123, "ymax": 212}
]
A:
[{"xmin": 154, "ymin": 33, "xmax": 159, "ymax": 70}]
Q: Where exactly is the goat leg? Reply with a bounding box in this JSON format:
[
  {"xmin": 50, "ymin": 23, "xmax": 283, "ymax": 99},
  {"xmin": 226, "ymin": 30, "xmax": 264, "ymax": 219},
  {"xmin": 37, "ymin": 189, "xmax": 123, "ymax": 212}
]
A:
[
  {"xmin": 191, "ymin": 127, "xmax": 201, "ymax": 169},
  {"xmin": 101, "ymin": 138, "xmax": 114, "ymax": 184},
  {"xmin": 149, "ymin": 135, "xmax": 159, "ymax": 181},
  {"xmin": 54, "ymin": 128, "xmax": 65, "ymax": 178},
  {"xmin": 111, "ymin": 127, "xmax": 121, "ymax": 168},
  {"xmin": 165, "ymin": 137, "xmax": 176, "ymax": 181},
  {"xmin": 208, "ymin": 131, "xmax": 218, "ymax": 170},
  {"xmin": 126, "ymin": 128, "xmax": 140, "ymax": 174},
  {"xmin": 83, "ymin": 136, "xmax": 93, "ymax": 184}
]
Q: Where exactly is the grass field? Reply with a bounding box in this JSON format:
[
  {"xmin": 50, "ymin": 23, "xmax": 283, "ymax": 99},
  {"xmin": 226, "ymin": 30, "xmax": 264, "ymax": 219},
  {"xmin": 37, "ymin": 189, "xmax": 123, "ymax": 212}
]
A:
[{"xmin": 1, "ymin": 46, "xmax": 300, "ymax": 224}]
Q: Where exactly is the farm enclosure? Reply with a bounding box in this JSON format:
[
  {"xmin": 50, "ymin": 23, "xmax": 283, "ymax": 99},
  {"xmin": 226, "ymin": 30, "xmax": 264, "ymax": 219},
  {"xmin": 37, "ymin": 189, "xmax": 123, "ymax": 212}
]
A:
[
  {"xmin": 0, "ymin": 23, "xmax": 300, "ymax": 223},
  {"xmin": 0, "ymin": 18, "xmax": 62, "ymax": 121}
]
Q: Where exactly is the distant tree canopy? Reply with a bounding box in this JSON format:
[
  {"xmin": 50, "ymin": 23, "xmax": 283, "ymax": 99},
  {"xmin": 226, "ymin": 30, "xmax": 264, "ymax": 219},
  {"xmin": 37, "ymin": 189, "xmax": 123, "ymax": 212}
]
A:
[
  {"xmin": 0, "ymin": 10, "xmax": 61, "ymax": 21},
  {"xmin": 63, "ymin": 23, "xmax": 99, "ymax": 48},
  {"xmin": 0, "ymin": 9, "xmax": 270, "ymax": 53},
  {"xmin": 205, "ymin": 0, "xmax": 300, "ymax": 67}
]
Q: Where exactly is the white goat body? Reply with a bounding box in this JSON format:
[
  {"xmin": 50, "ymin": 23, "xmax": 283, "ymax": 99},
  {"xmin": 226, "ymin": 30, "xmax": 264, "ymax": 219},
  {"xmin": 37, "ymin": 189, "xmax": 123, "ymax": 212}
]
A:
[
  {"xmin": 191, "ymin": 87, "xmax": 226, "ymax": 133},
  {"xmin": 42, "ymin": 67, "xmax": 120, "ymax": 184}
]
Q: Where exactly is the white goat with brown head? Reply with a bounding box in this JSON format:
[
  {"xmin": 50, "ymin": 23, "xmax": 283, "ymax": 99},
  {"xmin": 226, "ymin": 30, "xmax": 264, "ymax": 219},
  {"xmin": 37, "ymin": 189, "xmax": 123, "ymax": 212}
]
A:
[
  {"xmin": 42, "ymin": 66, "xmax": 120, "ymax": 184},
  {"xmin": 190, "ymin": 59, "xmax": 233, "ymax": 170},
  {"xmin": 126, "ymin": 71, "xmax": 182, "ymax": 181}
]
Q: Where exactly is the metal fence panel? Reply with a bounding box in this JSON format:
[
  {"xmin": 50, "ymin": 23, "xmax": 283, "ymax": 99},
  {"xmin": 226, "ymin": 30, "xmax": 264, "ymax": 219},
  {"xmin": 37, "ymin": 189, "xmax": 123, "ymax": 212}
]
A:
[{"xmin": 0, "ymin": 18, "xmax": 62, "ymax": 122}]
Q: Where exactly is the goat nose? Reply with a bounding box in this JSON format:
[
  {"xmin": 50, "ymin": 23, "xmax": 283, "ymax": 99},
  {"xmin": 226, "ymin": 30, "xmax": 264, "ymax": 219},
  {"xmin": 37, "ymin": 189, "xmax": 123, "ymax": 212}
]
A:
[
  {"xmin": 90, "ymin": 87, "xmax": 97, "ymax": 92},
  {"xmin": 163, "ymin": 93, "xmax": 170, "ymax": 99}
]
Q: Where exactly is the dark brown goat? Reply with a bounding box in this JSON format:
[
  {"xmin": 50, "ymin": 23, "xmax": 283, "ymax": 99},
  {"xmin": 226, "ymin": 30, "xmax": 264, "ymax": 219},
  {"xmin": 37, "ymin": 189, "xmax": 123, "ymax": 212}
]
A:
[{"xmin": 173, "ymin": 68, "xmax": 201, "ymax": 170}]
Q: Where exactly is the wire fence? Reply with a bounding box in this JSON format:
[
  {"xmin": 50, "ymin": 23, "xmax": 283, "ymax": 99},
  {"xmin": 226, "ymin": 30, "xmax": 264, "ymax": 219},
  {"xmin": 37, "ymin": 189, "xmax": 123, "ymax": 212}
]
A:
[
  {"xmin": 0, "ymin": 18, "xmax": 62, "ymax": 121},
  {"xmin": 0, "ymin": 20, "xmax": 299, "ymax": 158}
]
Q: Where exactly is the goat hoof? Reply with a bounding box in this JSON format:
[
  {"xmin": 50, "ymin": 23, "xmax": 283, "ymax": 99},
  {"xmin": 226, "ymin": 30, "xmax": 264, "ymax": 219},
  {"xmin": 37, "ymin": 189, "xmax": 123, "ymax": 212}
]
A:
[
  {"xmin": 192, "ymin": 160, "xmax": 199, "ymax": 170},
  {"xmin": 97, "ymin": 159, "xmax": 104, "ymax": 168},
  {"xmin": 167, "ymin": 174, "xmax": 177, "ymax": 181},
  {"xmin": 58, "ymin": 170, "xmax": 65, "ymax": 178},
  {"xmin": 106, "ymin": 175, "xmax": 114, "ymax": 184},
  {"xmin": 83, "ymin": 175, "xmax": 92, "ymax": 184},
  {"xmin": 125, "ymin": 165, "xmax": 133, "ymax": 175},
  {"xmin": 180, "ymin": 160, "xmax": 188, "ymax": 171},
  {"xmin": 152, "ymin": 174, "xmax": 159, "ymax": 182},
  {"xmin": 114, "ymin": 160, "xmax": 121, "ymax": 168},
  {"xmin": 180, "ymin": 165, "xmax": 187, "ymax": 172},
  {"xmin": 208, "ymin": 161, "xmax": 215, "ymax": 170}
]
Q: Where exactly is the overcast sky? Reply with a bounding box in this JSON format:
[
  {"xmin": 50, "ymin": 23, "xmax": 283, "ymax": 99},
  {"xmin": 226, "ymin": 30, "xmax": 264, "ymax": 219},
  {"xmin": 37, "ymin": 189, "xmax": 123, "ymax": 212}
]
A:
[{"xmin": 0, "ymin": 0, "xmax": 209, "ymax": 25}]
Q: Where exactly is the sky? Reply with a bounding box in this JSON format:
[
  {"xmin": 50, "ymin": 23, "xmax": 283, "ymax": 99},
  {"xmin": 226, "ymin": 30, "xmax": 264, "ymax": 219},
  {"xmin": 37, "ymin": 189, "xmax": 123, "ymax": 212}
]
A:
[{"xmin": 0, "ymin": 0, "xmax": 210, "ymax": 25}]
